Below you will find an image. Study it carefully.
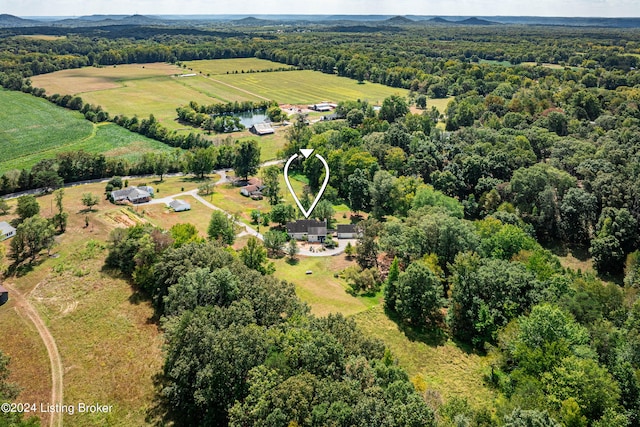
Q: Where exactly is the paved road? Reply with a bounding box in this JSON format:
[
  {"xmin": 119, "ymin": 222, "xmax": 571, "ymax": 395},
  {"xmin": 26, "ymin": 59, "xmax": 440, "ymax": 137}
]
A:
[
  {"xmin": 4, "ymin": 283, "xmax": 63, "ymax": 427},
  {"xmin": 1, "ymin": 160, "xmax": 285, "ymax": 200}
]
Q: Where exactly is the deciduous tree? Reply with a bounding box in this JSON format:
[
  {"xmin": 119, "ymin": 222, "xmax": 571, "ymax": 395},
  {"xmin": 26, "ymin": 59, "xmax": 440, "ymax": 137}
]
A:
[{"xmin": 207, "ymin": 211, "xmax": 235, "ymax": 245}]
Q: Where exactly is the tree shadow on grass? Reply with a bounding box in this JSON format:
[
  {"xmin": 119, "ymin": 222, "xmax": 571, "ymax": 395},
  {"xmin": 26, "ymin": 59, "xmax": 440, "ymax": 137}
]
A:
[
  {"xmin": 383, "ymin": 306, "xmax": 448, "ymax": 348},
  {"xmin": 286, "ymin": 257, "xmax": 299, "ymax": 266}
]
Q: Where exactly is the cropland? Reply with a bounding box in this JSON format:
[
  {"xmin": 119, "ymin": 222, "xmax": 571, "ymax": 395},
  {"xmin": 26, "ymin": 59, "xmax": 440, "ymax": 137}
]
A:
[
  {"xmin": 31, "ymin": 59, "xmax": 408, "ymax": 131},
  {"xmin": 0, "ymin": 89, "xmax": 173, "ymax": 174}
]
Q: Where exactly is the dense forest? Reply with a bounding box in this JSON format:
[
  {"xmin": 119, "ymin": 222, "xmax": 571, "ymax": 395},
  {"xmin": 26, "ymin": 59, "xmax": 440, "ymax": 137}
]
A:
[{"xmin": 2, "ymin": 21, "xmax": 640, "ymax": 426}]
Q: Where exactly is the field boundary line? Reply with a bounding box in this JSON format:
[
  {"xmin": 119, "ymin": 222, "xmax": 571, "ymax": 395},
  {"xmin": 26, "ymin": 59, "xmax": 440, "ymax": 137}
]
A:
[{"xmin": 4, "ymin": 283, "xmax": 63, "ymax": 427}]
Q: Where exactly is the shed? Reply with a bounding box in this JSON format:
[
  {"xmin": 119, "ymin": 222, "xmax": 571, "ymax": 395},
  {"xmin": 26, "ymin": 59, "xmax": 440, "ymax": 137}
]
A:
[
  {"xmin": 337, "ymin": 224, "xmax": 360, "ymax": 239},
  {"xmin": 0, "ymin": 285, "xmax": 8, "ymax": 307},
  {"xmin": 250, "ymin": 122, "xmax": 275, "ymax": 136},
  {"xmin": 0, "ymin": 221, "xmax": 16, "ymax": 241},
  {"xmin": 168, "ymin": 199, "xmax": 191, "ymax": 212}
]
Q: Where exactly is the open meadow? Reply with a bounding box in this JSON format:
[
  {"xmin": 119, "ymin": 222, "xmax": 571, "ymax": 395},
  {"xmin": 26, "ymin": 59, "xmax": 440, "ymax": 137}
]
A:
[{"xmin": 0, "ymin": 90, "xmax": 173, "ymax": 174}]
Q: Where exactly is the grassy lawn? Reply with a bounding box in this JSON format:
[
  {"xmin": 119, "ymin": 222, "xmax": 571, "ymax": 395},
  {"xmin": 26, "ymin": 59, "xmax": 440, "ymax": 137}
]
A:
[
  {"xmin": 0, "ymin": 90, "xmax": 174, "ymax": 174},
  {"xmin": 143, "ymin": 195, "xmax": 212, "ymax": 237},
  {"xmin": 271, "ymin": 252, "xmax": 495, "ymax": 409},
  {"xmin": 427, "ymin": 96, "xmax": 453, "ymax": 115},
  {"xmin": 272, "ymin": 255, "xmax": 373, "ymax": 317},
  {"xmin": 236, "ymin": 128, "xmax": 288, "ymax": 162}
]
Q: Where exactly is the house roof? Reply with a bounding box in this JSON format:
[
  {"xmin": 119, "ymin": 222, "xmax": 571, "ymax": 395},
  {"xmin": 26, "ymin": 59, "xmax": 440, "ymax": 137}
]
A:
[
  {"xmin": 286, "ymin": 220, "xmax": 327, "ymax": 234},
  {"xmin": 112, "ymin": 187, "xmax": 150, "ymax": 201},
  {"xmin": 169, "ymin": 199, "xmax": 190, "ymax": 209},
  {"xmin": 0, "ymin": 221, "xmax": 16, "ymax": 235},
  {"xmin": 337, "ymin": 224, "xmax": 357, "ymax": 233},
  {"xmin": 247, "ymin": 178, "xmax": 263, "ymax": 186}
]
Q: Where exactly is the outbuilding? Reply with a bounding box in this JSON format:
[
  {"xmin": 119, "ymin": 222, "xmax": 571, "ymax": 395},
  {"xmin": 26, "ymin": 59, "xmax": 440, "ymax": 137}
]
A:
[
  {"xmin": 337, "ymin": 224, "xmax": 361, "ymax": 239},
  {"xmin": 0, "ymin": 221, "xmax": 16, "ymax": 241},
  {"xmin": 0, "ymin": 285, "xmax": 8, "ymax": 307},
  {"xmin": 250, "ymin": 122, "xmax": 275, "ymax": 136},
  {"xmin": 168, "ymin": 199, "xmax": 191, "ymax": 212}
]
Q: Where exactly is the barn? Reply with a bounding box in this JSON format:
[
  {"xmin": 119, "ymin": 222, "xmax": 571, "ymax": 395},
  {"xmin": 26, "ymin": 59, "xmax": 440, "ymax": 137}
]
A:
[
  {"xmin": 0, "ymin": 285, "xmax": 8, "ymax": 307},
  {"xmin": 250, "ymin": 122, "xmax": 275, "ymax": 136}
]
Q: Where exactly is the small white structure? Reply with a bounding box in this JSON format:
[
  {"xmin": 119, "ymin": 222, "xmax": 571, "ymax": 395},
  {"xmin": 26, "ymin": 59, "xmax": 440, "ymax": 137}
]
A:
[
  {"xmin": 168, "ymin": 199, "xmax": 191, "ymax": 212},
  {"xmin": 0, "ymin": 221, "xmax": 16, "ymax": 241},
  {"xmin": 337, "ymin": 224, "xmax": 360, "ymax": 239}
]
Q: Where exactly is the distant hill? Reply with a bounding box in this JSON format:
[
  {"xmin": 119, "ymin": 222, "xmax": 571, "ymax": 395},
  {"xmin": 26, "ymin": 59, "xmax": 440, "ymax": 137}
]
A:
[
  {"xmin": 0, "ymin": 14, "xmax": 41, "ymax": 28},
  {"xmin": 76, "ymin": 14, "xmax": 129, "ymax": 21},
  {"xmin": 427, "ymin": 17, "xmax": 454, "ymax": 24},
  {"xmin": 232, "ymin": 17, "xmax": 275, "ymax": 26},
  {"xmin": 458, "ymin": 17, "xmax": 499, "ymax": 25},
  {"xmin": 383, "ymin": 16, "xmax": 414, "ymax": 25}
]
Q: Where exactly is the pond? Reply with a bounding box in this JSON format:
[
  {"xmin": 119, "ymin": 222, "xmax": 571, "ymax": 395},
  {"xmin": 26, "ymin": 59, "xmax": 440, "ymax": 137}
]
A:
[{"xmin": 231, "ymin": 110, "xmax": 268, "ymax": 127}]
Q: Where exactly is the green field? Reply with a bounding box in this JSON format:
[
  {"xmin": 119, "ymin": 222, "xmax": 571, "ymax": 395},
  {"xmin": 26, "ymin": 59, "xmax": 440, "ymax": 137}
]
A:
[
  {"xmin": 0, "ymin": 90, "xmax": 173, "ymax": 174},
  {"xmin": 32, "ymin": 59, "xmax": 408, "ymax": 132},
  {"xmin": 183, "ymin": 58, "xmax": 292, "ymax": 75}
]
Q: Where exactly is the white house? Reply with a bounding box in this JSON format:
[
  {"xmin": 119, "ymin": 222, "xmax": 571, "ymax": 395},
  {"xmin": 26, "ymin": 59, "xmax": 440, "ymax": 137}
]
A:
[
  {"xmin": 286, "ymin": 220, "xmax": 327, "ymax": 243},
  {"xmin": 0, "ymin": 221, "xmax": 16, "ymax": 241},
  {"xmin": 168, "ymin": 199, "xmax": 191, "ymax": 212}
]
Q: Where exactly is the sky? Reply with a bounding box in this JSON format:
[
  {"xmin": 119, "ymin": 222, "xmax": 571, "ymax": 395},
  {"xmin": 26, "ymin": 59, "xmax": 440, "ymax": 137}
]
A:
[{"xmin": 2, "ymin": 0, "xmax": 638, "ymax": 18}]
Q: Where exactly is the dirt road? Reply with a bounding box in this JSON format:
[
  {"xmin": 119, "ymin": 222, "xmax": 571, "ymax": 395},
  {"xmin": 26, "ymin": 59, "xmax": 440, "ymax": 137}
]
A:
[{"xmin": 5, "ymin": 283, "xmax": 63, "ymax": 427}]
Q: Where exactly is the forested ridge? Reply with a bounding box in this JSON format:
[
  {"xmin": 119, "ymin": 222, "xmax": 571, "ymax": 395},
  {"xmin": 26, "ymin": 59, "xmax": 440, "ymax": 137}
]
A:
[{"xmin": 2, "ymin": 22, "xmax": 640, "ymax": 426}]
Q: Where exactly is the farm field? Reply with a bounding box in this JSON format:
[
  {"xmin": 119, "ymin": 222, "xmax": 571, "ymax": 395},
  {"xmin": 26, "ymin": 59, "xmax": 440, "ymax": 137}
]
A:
[
  {"xmin": 0, "ymin": 90, "xmax": 173, "ymax": 174},
  {"xmin": 32, "ymin": 59, "xmax": 408, "ymax": 132}
]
